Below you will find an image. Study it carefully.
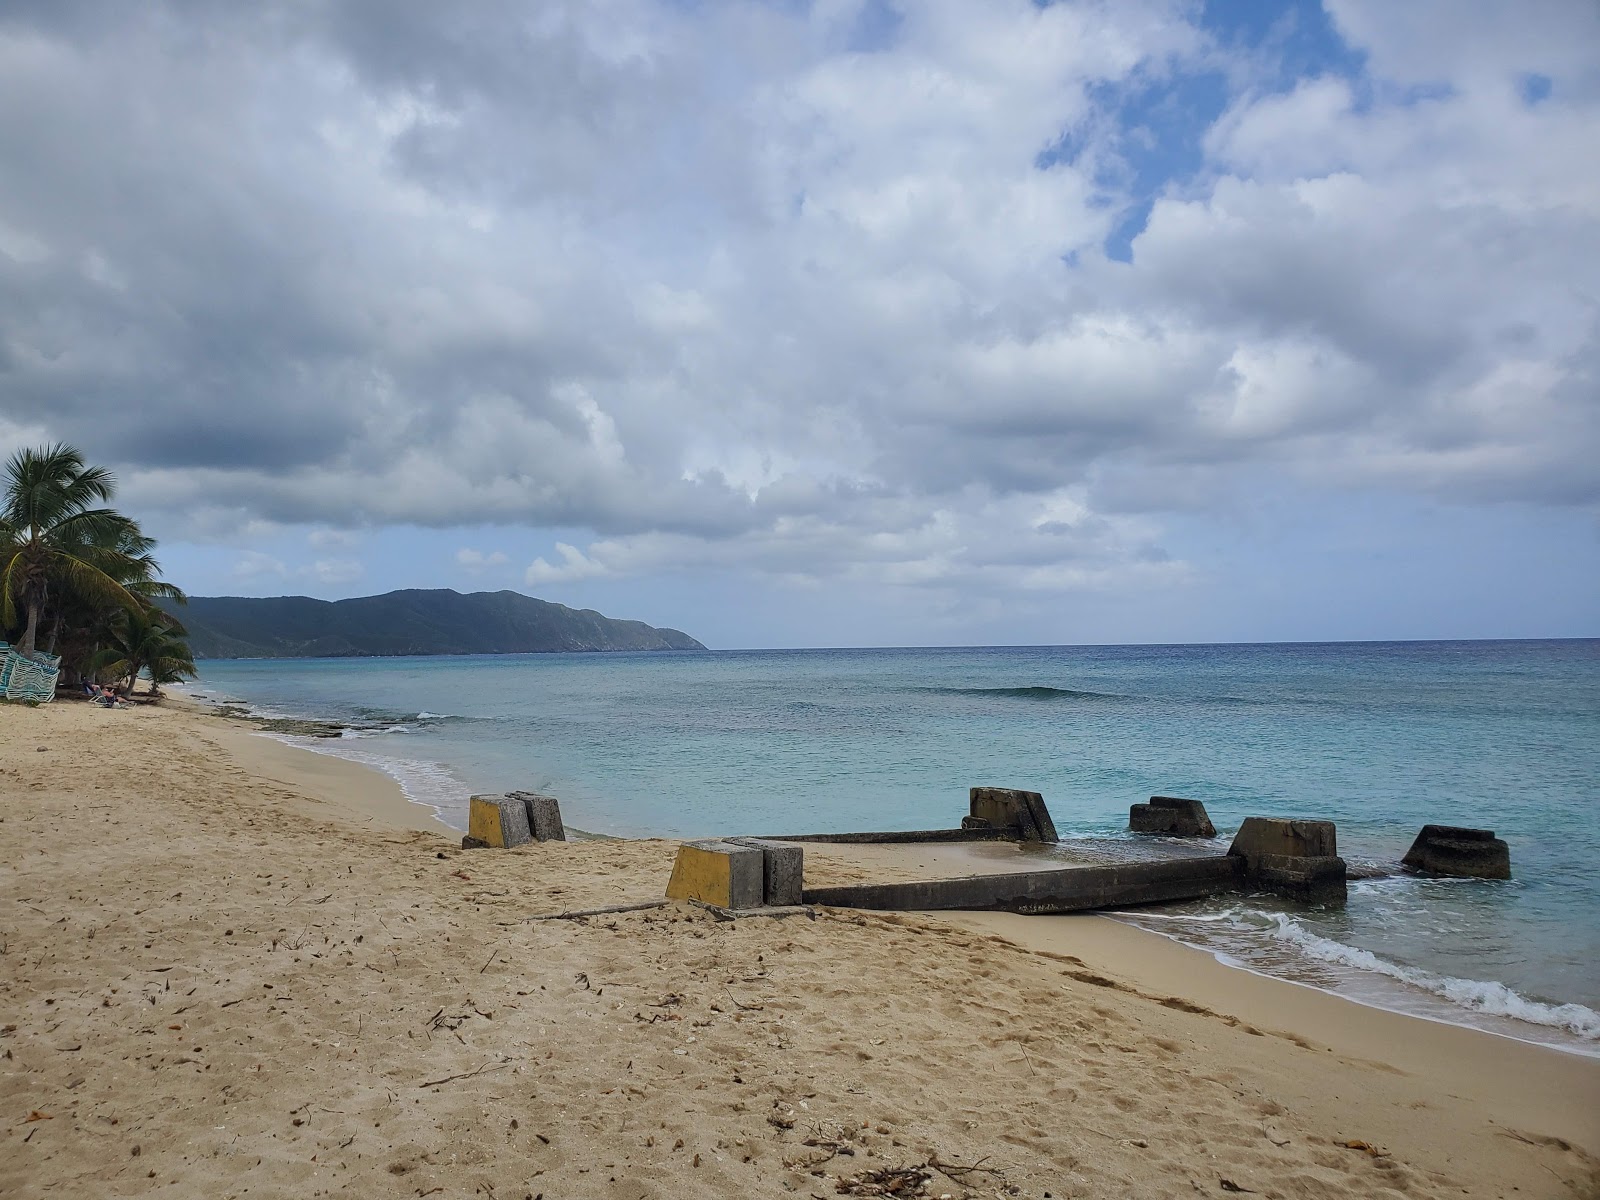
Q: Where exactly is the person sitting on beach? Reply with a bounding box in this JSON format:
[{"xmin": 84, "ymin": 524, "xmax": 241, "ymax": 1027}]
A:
[{"xmin": 89, "ymin": 683, "xmax": 129, "ymax": 708}]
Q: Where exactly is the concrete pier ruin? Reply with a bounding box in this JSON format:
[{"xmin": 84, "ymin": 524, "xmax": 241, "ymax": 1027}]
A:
[
  {"xmin": 666, "ymin": 789, "xmax": 1368, "ymax": 915},
  {"xmin": 1129, "ymin": 795, "xmax": 1216, "ymax": 838},
  {"xmin": 764, "ymin": 787, "xmax": 1060, "ymax": 845},
  {"xmin": 463, "ymin": 792, "xmax": 568, "ymax": 849},
  {"xmin": 1402, "ymin": 825, "xmax": 1511, "ymax": 879}
]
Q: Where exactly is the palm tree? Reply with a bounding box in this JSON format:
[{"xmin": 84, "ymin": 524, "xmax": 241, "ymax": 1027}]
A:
[
  {"xmin": 49, "ymin": 516, "xmax": 188, "ymax": 669},
  {"xmin": 1, "ymin": 444, "xmax": 142, "ymax": 656},
  {"xmin": 92, "ymin": 604, "xmax": 196, "ymax": 699}
]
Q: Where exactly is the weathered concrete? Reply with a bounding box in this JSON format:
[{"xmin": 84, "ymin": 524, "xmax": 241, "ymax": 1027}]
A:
[
  {"xmin": 1402, "ymin": 825, "xmax": 1511, "ymax": 880},
  {"xmin": 969, "ymin": 787, "xmax": 1059, "ymax": 843},
  {"xmin": 762, "ymin": 789, "xmax": 1060, "ymax": 846},
  {"xmin": 1129, "ymin": 796, "xmax": 1216, "ymax": 838},
  {"xmin": 728, "ymin": 838, "xmax": 804, "ymax": 906},
  {"xmin": 1227, "ymin": 817, "xmax": 1336, "ymax": 871},
  {"xmin": 803, "ymin": 855, "xmax": 1245, "ymax": 915},
  {"xmin": 1251, "ymin": 853, "xmax": 1348, "ymax": 905},
  {"xmin": 665, "ymin": 839, "xmax": 765, "ymax": 910},
  {"xmin": 511, "ymin": 791, "xmax": 567, "ymax": 842},
  {"xmin": 466, "ymin": 794, "xmax": 532, "ymax": 849},
  {"xmin": 1227, "ymin": 817, "xmax": 1346, "ymax": 905},
  {"xmin": 760, "ymin": 827, "xmax": 1015, "ymax": 844}
]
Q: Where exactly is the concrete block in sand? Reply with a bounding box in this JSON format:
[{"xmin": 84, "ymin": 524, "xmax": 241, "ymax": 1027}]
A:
[
  {"xmin": 510, "ymin": 791, "xmax": 567, "ymax": 842},
  {"xmin": 729, "ymin": 838, "xmax": 804, "ymax": 906},
  {"xmin": 467, "ymin": 794, "xmax": 532, "ymax": 849},
  {"xmin": 969, "ymin": 787, "xmax": 1059, "ymax": 843},
  {"xmin": 1402, "ymin": 825, "xmax": 1510, "ymax": 879},
  {"xmin": 1130, "ymin": 796, "xmax": 1216, "ymax": 838},
  {"xmin": 666, "ymin": 840, "xmax": 764, "ymax": 910}
]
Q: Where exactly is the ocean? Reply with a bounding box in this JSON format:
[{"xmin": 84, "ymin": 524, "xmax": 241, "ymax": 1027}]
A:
[{"xmin": 188, "ymin": 639, "xmax": 1600, "ymax": 1056}]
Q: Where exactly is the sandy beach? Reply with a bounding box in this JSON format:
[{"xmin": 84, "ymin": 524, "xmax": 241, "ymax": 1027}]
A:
[{"xmin": 2, "ymin": 699, "xmax": 1597, "ymax": 1199}]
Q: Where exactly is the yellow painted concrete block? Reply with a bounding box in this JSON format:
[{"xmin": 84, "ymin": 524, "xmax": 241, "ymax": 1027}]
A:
[
  {"xmin": 468, "ymin": 794, "xmax": 530, "ymax": 848},
  {"xmin": 665, "ymin": 840, "xmax": 764, "ymax": 909}
]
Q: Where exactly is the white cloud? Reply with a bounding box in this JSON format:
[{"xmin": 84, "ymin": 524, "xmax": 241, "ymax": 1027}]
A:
[
  {"xmin": 456, "ymin": 547, "xmax": 510, "ymax": 570},
  {"xmin": 302, "ymin": 558, "xmax": 364, "ymax": 586},
  {"xmin": 1, "ymin": 0, "xmax": 1594, "ymax": 603},
  {"xmin": 229, "ymin": 552, "xmax": 288, "ymax": 581},
  {"xmin": 525, "ymin": 542, "xmax": 612, "ymax": 586},
  {"xmin": 308, "ymin": 529, "xmax": 358, "ymax": 549}
]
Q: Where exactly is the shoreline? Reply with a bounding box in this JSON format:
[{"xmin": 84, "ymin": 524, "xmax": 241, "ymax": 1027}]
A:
[
  {"xmin": 3, "ymin": 696, "xmax": 1597, "ymax": 1196},
  {"xmin": 182, "ymin": 687, "xmax": 1600, "ymax": 1059}
]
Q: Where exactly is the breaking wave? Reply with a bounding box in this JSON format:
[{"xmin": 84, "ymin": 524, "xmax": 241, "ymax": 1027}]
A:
[{"xmin": 1266, "ymin": 914, "xmax": 1600, "ymax": 1042}]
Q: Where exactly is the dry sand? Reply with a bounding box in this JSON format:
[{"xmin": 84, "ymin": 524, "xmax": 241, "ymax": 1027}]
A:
[{"xmin": 2, "ymin": 698, "xmax": 1597, "ymax": 1199}]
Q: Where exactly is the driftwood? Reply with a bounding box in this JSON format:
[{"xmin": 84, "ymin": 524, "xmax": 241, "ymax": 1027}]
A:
[
  {"xmin": 688, "ymin": 900, "xmax": 818, "ymax": 922},
  {"xmin": 499, "ymin": 900, "xmax": 670, "ymax": 925}
]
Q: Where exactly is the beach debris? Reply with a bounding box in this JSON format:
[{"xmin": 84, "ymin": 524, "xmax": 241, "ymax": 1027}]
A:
[
  {"xmin": 506, "ymin": 900, "xmax": 669, "ymax": 923},
  {"xmin": 1219, "ymin": 1180, "xmax": 1255, "ymax": 1193},
  {"xmin": 24, "ymin": 1110, "xmax": 52, "ymax": 1122},
  {"xmin": 415, "ymin": 1057, "xmax": 510, "ymax": 1089},
  {"xmin": 834, "ymin": 1165, "xmax": 931, "ymax": 1196},
  {"xmin": 1334, "ymin": 1139, "xmax": 1389, "ymax": 1158},
  {"xmin": 927, "ymin": 1154, "xmax": 1005, "ymax": 1183}
]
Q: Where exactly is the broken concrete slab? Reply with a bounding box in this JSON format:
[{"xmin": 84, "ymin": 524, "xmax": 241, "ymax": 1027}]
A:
[
  {"xmin": 665, "ymin": 839, "xmax": 765, "ymax": 910},
  {"xmin": 1402, "ymin": 825, "xmax": 1511, "ymax": 879},
  {"xmin": 1130, "ymin": 796, "xmax": 1217, "ymax": 838}
]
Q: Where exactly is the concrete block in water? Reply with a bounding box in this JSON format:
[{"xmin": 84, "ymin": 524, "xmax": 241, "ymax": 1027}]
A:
[
  {"xmin": 729, "ymin": 838, "xmax": 804, "ymax": 906},
  {"xmin": 1252, "ymin": 853, "xmax": 1348, "ymax": 906},
  {"xmin": 1226, "ymin": 817, "xmax": 1336, "ymax": 871},
  {"xmin": 666, "ymin": 840, "xmax": 765, "ymax": 910},
  {"xmin": 466, "ymin": 794, "xmax": 532, "ymax": 849},
  {"xmin": 511, "ymin": 791, "xmax": 567, "ymax": 842},
  {"xmin": 1130, "ymin": 796, "xmax": 1216, "ymax": 838},
  {"xmin": 1227, "ymin": 817, "xmax": 1345, "ymax": 906},
  {"xmin": 969, "ymin": 787, "xmax": 1059, "ymax": 843},
  {"xmin": 1402, "ymin": 825, "xmax": 1510, "ymax": 880}
]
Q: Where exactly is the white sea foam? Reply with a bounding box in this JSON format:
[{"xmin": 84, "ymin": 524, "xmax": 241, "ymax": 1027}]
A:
[
  {"xmin": 258, "ymin": 732, "xmax": 469, "ymax": 831},
  {"xmin": 1265, "ymin": 913, "xmax": 1600, "ymax": 1041}
]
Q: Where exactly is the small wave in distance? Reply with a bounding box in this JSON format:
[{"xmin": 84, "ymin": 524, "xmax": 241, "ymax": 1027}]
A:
[{"xmin": 912, "ymin": 685, "xmax": 1133, "ymax": 702}]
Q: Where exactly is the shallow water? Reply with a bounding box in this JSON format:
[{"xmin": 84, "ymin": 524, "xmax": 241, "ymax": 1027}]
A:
[{"xmin": 191, "ymin": 639, "xmax": 1600, "ymax": 1055}]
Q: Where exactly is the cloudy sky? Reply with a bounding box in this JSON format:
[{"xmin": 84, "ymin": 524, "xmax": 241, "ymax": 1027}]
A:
[{"xmin": 2, "ymin": 0, "xmax": 1596, "ymax": 648}]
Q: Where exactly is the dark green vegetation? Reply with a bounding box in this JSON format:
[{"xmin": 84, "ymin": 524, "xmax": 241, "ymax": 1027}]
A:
[
  {"xmin": 173, "ymin": 589, "xmax": 705, "ymax": 659},
  {"xmin": 1, "ymin": 443, "xmax": 194, "ymax": 695}
]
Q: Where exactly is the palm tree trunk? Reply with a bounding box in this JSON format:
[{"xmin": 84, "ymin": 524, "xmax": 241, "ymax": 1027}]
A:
[{"xmin": 19, "ymin": 601, "xmax": 41, "ymax": 656}]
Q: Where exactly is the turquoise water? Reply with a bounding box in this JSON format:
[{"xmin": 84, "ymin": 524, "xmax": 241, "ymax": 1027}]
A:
[{"xmin": 190, "ymin": 640, "xmax": 1600, "ymax": 1054}]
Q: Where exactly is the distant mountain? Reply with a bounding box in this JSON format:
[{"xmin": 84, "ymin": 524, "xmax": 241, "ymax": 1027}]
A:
[{"xmin": 168, "ymin": 589, "xmax": 705, "ymax": 659}]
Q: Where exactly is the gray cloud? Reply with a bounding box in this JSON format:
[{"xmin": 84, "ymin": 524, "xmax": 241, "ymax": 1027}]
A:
[{"xmin": 0, "ymin": 0, "xmax": 1594, "ymax": 595}]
